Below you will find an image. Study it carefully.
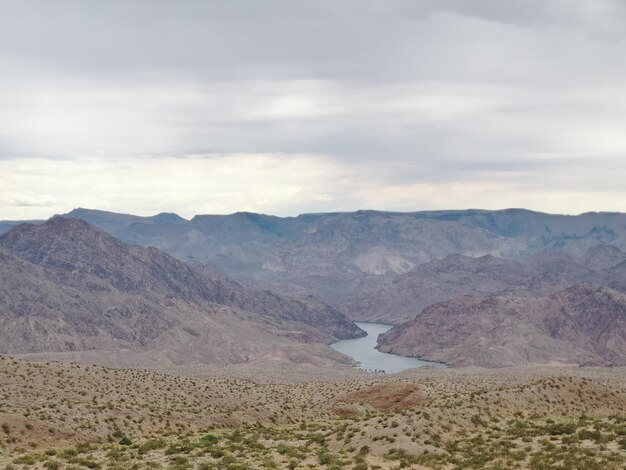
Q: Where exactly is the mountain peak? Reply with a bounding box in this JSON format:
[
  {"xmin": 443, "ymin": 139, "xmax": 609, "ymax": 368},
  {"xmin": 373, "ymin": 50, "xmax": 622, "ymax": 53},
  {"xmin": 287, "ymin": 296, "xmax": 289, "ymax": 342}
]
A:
[
  {"xmin": 0, "ymin": 215, "xmax": 222, "ymax": 305},
  {"xmin": 151, "ymin": 212, "xmax": 187, "ymax": 224},
  {"xmin": 65, "ymin": 207, "xmax": 123, "ymax": 218},
  {"xmin": 48, "ymin": 215, "xmax": 91, "ymax": 228},
  {"xmin": 2, "ymin": 215, "xmax": 112, "ymax": 245}
]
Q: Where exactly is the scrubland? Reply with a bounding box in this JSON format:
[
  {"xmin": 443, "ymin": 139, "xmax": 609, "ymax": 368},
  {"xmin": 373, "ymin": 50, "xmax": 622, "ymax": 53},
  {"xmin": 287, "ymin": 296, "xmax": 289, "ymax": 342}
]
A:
[{"xmin": 1, "ymin": 356, "xmax": 624, "ymax": 469}]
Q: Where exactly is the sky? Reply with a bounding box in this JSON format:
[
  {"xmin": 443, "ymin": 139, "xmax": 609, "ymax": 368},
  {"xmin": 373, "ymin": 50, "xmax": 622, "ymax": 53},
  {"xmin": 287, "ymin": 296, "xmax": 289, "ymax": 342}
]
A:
[{"xmin": 2, "ymin": 0, "xmax": 626, "ymax": 219}]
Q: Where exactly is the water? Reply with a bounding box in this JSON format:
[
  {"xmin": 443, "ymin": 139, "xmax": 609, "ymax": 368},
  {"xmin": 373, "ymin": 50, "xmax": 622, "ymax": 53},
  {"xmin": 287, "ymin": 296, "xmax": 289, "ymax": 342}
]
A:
[{"xmin": 331, "ymin": 322, "xmax": 447, "ymax": 373}]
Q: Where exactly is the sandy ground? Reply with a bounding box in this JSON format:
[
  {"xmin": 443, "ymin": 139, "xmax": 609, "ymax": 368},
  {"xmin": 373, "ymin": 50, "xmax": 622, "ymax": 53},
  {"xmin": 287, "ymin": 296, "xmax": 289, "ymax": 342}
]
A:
[{"xmin": 0, "ymin": 356, "xmax": 625, "ymax": 468}]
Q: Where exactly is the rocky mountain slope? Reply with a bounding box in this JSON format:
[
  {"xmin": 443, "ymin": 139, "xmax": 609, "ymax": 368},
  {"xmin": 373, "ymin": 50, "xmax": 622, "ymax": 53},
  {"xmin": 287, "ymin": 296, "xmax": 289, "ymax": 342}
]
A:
[
  {"xmin": 0, "ymin": 217, "xmax": 363, "ymax": 366},
  {"xmin": 377, "ymin": 283, "xmax": 626, "ymax": 367},
  {"xmin": 5, "ymin": 208, "xmax": 626, "ymax": 308},
  {"xmin": 5, "ymin": 208, "xmax": 626, "ymax": 369},
  {"xmin": 347, "ymin": 249, "xmax": 617, "ymax": 324}
]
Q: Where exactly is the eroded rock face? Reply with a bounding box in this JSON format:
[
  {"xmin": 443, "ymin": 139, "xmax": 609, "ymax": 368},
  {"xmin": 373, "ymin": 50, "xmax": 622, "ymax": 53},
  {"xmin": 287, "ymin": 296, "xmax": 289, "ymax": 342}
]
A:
[
  {"xmin": 334, "ymin": 383, "xmax": 424, "ymax": 412},
  {"xmin": 346, "ymin": 250, "xmax": 603, "ymax": 324},
  {"xmin": 377, "ymin": 283, "xmax": 626, "ymax": 368},
  {"xmin": 0, "ymin": 217, "xmax": 363, "ymax": 366}
]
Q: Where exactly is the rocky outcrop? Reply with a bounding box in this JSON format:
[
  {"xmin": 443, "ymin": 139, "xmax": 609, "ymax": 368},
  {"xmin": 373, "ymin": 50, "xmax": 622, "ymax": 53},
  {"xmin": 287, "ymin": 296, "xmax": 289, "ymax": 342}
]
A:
[{"xmin": 377, "ymin": 283, "xmax": 626, "ymax": 367}]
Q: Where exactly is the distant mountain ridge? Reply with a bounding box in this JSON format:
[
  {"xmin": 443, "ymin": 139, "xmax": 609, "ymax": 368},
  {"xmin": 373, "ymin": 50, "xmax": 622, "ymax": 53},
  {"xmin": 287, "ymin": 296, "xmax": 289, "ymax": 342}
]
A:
[{"xmin": 4, "ymin": 207, "xmax": 626, "ymax": 309}]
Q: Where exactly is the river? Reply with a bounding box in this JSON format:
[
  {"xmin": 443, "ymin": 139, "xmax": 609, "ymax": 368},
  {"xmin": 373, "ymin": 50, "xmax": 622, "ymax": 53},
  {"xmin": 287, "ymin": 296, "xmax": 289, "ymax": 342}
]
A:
[{"xmin": 331, "ymin": 321, "xmax": 447, "ymax": 373}]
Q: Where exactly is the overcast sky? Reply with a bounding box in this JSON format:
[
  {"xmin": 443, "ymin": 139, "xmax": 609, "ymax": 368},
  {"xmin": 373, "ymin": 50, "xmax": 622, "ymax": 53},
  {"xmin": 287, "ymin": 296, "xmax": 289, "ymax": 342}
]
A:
[{"xmin": 2, "ymin": 0, "xmax": 626, "ymax": 219}]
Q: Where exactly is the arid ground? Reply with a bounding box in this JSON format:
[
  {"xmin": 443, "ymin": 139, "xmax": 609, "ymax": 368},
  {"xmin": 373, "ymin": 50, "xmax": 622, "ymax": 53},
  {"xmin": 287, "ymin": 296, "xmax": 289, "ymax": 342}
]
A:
[{"xmin": 1, "ymin": 356, "xmax": 624, "ymax": 469}]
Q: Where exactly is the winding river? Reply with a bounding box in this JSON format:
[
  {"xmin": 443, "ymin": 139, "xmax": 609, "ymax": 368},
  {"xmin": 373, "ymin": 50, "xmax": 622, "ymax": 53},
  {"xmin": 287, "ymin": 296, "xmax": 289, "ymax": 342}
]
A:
[{"xmin": 331, "ymin": 322, "xmax": 447, "ymax": 373}]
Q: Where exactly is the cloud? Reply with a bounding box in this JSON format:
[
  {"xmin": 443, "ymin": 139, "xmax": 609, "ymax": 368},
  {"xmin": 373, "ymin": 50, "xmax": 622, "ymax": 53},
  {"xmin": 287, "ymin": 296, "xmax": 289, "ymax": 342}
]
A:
[
  {"xmin": 3, "ymin": 152, "xmax": 626, "ymax": 220},
  {"xmin": 0, "ymin": 154, "xmax": 343, "ymax": 219},
  {"xmin": 1, "ymin": 1, "xmax": 626, "ymax": 217},
  {"xmin": 9, "ymin": 196, "xmax": 57, "ymax": 208}
]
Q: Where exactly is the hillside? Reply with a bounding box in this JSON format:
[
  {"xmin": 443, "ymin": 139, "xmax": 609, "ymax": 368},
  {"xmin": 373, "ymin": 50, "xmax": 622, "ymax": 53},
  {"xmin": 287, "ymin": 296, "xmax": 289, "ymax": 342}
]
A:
[
  {"xmin": 5, "ymin": 208, "xmax": 626, "ymax": 308},
  {"xmin": 5, "ymin": 209, "xmax": 626, "ymax": 370},
  {"xmin": 0, "ymin": 357, "xmax": 624, "ymax": 469},
  {"xmin": 377, "ymin": 283, "xmax": 626, "ymax": 367},
  {"xmin": 0, "ymin": 217, "xmax": 363, "ymax": 367},
  {"xmin": 347, "ymin": 250, "xmax": 606, "ymax": 324},
  {"xmin": 63, "ymin": 208, "xmax": 626, "ymax": 307}
]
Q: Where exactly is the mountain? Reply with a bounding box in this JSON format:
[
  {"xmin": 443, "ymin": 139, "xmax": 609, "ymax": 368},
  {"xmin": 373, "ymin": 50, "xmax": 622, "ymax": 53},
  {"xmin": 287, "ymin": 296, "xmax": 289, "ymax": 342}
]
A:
[
  {"xmin": 47, "ymin": 208, "xmax": 626, "ymax": 306},
  {"xmin": 346, "ymin": 251, "xmax": 598, "ymax": 324},
  {"xmin": 62, "ymin": 207, "xmax": 187, "ymax": 237},
  {"xmin": 187, "ymin": 262, "xmax": 364, "ymax": 341},
  {"xmin": 0, "ymin": 217, "xmax": 363, "ymax": 366},
  {"xmin": 5, "ymin": 207, "xmax": 626, "ymax": 312},
  {"xmin": 578, "ymin": 244, "xmax": 626, "ymax": 270},
  {"xmin": 0, "ymin": 218, "xmax": 43, "ymax": 236},
  {"xmin": 0, "ymin": 216, "xmax": 220, "ymax": 304},
  {"xmin": 377, "ymin": 283, "xmax": 626, "ymax": 367}
]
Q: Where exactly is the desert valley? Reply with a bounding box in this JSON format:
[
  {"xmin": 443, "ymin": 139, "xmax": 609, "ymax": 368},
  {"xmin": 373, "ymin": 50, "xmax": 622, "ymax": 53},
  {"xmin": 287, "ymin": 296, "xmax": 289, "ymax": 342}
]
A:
[
  {"xmin": 0, "ymin": 209, "xmax": 625, "ymax": 469},
  {"xmin": 2, "ymin": 1, "xmax": 626, "ymax": 468}
]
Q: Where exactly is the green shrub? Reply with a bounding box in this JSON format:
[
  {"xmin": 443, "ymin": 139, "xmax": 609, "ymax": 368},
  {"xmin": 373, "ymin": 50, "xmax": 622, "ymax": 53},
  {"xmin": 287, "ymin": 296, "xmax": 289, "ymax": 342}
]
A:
[{"xmin": 201, "ymin": 434, "xmax": 220, "ymax": 445}]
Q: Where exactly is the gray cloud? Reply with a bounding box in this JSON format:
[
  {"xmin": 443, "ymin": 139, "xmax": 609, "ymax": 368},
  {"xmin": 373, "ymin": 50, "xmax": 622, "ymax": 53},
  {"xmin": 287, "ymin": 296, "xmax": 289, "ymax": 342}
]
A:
[{"xmin": 1, "ymin": 1, "xmax": 625, "ymax": 218}]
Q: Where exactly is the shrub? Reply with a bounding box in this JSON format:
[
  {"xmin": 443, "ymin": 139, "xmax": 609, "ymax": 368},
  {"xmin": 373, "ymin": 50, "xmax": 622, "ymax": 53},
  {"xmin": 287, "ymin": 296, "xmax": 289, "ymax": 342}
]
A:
[{"xmin": 201, "ymin": 434, "xmax": 219, "ymax": 445}]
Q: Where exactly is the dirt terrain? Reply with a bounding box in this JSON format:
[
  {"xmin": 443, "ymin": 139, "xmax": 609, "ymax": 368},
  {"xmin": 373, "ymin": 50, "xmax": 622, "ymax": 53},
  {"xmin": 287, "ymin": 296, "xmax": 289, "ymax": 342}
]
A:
[{"xmin": 1, "ymin": 356, "xmax": 624, "ymax": 469}]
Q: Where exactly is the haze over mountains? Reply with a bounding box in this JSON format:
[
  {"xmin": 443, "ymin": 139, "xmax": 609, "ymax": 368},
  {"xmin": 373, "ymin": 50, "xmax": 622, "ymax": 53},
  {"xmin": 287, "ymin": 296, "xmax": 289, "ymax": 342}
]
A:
[
  {"xmin": 4, "ymin": 207, "xmax": 626, "ymax": 301},
  {"xmin": 3, "ymin": 2, "xmax": 626, "ymax": 466},
  {"xmin": 2, "ymin": 207, "xmax": 626, "ymax": 368}
]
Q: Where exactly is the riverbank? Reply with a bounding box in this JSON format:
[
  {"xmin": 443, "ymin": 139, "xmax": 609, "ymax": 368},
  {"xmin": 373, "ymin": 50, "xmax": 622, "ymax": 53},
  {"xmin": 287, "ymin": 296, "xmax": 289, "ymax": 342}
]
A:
[{"xmin": 331, "ymin": 322, "xmax": 447, "ymax": 373}]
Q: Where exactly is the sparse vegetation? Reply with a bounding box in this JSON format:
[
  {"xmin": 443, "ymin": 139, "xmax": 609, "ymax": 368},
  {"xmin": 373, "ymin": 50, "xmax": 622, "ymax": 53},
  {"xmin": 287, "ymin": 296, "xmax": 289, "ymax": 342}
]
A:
[{"xmin": 0, "ymin": 355, "xmax": 624, "ymax": 468}]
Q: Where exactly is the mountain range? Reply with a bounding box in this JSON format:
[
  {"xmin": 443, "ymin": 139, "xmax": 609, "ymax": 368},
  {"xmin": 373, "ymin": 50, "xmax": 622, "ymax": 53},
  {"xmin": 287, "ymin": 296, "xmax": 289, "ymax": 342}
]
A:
[
  {"xmin": 2, "ymin": 207, "xmax": 626, "ymax": 368},
  {"xmin": 4, "ymin": 207, "xmax": 626, "ymax": 306}
]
